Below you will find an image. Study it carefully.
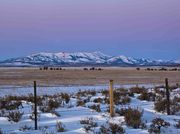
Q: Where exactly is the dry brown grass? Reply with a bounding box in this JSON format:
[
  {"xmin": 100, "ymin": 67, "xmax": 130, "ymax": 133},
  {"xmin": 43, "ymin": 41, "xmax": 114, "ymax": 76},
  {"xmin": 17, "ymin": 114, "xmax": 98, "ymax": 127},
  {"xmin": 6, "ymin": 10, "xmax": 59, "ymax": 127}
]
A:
[{"xmin": 0, "ymin": 67, "xmax": 179, "ymax": 86}]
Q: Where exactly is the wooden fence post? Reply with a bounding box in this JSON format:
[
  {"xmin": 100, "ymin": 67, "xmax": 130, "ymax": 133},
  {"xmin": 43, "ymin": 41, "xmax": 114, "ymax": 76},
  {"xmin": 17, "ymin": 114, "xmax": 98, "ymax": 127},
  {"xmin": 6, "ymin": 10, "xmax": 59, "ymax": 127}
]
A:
[
  {"xmin": 34, "ymin": 81, "xmax": 38, "ymax": 130},
  {"xmin": 109, "ymin": 80, "xmax": 114, "ymax": 117},
  {"xmin": 165, "ymin": 78, "xmax": 170, "ymax": 115},
  {"xmin": 176, "ymin": 83, "xmax": 179, "ymax": 88}
]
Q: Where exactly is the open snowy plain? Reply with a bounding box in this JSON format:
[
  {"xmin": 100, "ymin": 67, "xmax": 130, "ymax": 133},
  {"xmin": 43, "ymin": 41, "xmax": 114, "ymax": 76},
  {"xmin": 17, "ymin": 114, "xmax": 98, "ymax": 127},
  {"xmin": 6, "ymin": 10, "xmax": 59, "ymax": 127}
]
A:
[{"xmin": 0, "ymin": 84, "xmax": 179, "ymax": 134}]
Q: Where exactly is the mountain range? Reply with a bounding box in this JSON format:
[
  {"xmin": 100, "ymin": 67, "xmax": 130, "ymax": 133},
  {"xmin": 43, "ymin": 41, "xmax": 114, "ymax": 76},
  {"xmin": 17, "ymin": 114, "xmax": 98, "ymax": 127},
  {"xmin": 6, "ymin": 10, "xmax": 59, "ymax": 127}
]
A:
[{"xmin": 0, "ymin": 52, "xmax": 179, "ymax": 67}]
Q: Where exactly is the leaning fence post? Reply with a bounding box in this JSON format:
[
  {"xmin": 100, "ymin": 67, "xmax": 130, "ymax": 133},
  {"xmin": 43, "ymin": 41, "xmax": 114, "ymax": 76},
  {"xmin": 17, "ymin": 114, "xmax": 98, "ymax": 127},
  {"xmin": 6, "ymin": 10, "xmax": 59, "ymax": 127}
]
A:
[
  {"xmin": 109, "ymin": 80, "xmax": 114, "ymax": 117},
  {"xmin": 165, "ymin": 78, "xmax": 170, "ymax": 115},
  {"xmin": 34, "ymin": 81, "xmax": 38, "ymax": 130}
]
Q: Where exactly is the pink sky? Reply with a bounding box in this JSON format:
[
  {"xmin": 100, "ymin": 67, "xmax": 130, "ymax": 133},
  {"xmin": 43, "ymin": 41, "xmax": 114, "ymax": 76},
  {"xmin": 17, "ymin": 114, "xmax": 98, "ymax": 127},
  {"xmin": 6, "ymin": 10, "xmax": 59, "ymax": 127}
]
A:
[{"xmin": 0, "ymin": 0, "xmax": 180, "ymax": 60}]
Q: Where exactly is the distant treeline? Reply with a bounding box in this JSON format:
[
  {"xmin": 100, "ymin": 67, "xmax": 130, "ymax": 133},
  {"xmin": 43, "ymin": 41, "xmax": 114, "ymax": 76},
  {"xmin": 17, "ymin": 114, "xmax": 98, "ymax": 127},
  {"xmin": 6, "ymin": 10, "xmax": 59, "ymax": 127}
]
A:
[
  {"xmin": 39, "ymin": 67, "xmax": 65, "ymax": 70},
  {"xmin": 39, "ymin": 67, "xmax": 103, "ymax": 71},
  {"xmin": 83, "ymin": 67, "xmax": 103, "ymax": 71},
  {"xmin": 136, "ymin": 67, "xmax": 180, "ymax": 71}
]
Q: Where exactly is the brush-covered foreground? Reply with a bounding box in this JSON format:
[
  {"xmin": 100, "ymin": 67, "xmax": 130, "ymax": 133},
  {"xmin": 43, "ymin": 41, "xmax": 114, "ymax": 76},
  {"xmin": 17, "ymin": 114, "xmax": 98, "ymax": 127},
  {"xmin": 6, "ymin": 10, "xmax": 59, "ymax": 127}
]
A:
[{"xmin": 0, "ymin": 85, "xmax": 180, "ymax": 134}]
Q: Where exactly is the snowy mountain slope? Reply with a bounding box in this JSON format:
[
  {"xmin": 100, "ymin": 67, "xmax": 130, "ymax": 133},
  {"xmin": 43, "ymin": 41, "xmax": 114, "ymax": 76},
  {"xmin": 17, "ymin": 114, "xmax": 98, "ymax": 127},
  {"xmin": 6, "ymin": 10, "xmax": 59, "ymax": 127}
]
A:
[
  {"xmin": 175, "ymin": 59, "xmax": 180, "ymax": 64},
  {"xmin": 0, "ymin": 51, "xmax": 179, "ymax": 66}
]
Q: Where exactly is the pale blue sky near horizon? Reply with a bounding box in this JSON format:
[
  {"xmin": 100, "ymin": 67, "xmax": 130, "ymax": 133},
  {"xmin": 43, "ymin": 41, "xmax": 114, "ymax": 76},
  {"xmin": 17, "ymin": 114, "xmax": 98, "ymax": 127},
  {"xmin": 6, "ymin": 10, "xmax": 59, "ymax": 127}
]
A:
[{"xmin": 0, "ymin": 0, "xmax": 180, "ymax": 60}]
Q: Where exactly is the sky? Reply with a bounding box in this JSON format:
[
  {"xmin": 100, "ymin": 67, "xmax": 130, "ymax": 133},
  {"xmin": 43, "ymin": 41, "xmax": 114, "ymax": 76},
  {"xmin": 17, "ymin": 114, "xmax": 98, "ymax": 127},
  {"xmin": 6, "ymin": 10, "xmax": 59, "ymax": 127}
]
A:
[{"xmin": 0, "ymin": 0, "xmax": 180, "ymax": 60}]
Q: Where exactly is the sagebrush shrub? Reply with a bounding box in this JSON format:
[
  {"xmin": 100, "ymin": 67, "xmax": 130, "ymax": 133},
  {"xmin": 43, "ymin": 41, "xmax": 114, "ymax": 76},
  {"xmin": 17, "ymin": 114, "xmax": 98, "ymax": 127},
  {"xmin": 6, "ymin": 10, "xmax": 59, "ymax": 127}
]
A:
[
  {"xmin": 100, "ymin": 122, "xmax": 125, "ymax": 134},
  {"xmin": 93, "ymin": 98, "xmax": 103, "ymax": 103},
  {"xmin": 116, "ymin": 108, "xmax": 128, "ymax": 116},
  {"xmin": 155, "ymin": 88, "xmax": 165, "ymax": 97},
  {"xmin": 80, "ymin": 117, "xmax": 97, "ymax": 132},
  {"xmin": 115, "ymin": 88, "xmax": 129, "ymax": 96},
  {"xmin": 124, "ymin": 108, "xmax": 143, "ymax": 128},
  {"xmin": 0, "ymin": 94, "xmax": 44, "ymax": 106},
  {"xmin": 154, "ymin": 99, "xmax": 167, "ymax": 113},
  {"xmin": 80, "ymin": 117, "xmax": 97, "ymax": 126},
  {"xmin": 61, "ymin": 93, "xmax": 70, "ymax": 104},
  {"xmin": 101, "ymin": 90, "xmax": 109, "ymax": 97},
  {"xmin": 130, "ymin": 87, "xmax": 146, "ymax": 94},
  {"xmin": 48, "ymin": 99, "xmax": 60, "ymax": 110},
  {"xmin": 175, "ymin": 120, "xmax": 180, "ymax": 129},
  {"xmin": 88, "ymin": 104, "xmax": 101, "ymax": 112},
  {"xmin": 148, "ymin": 118, "xmax": 170, "ymax": 134},
  {"xmin": 154, "ymin": 97, "xmax": 180, "ymax": 115},
  {"xmin": 7, "ymin": 111, "xmax": 23, "ymax": 122},
  {"xmin": 104, "ymin": 97, "xmax": 110, "ymax": 104},
  {"xmin": 56, "ymin": 121, "xmax": 65, "ymax": 132},
  {"xmin": 109, "ymin": 123, "xmax": 125, "ymax": 134},
  {"xmin": 77, "ymin": 100, "xmax": 85, "ymax": 106},
  {"xmin": 138, "ymin": 91, "xmax": 156, "ymax": 101},
  {"xmin": 113, "ymin": 91, "xmax": 131, "ymax": 105},
  {"xmin": 171, "ymin": 97, "xmax": 180, "ymax": 115},
  {"xmin": 19, "ymin": 125, "xmax": 32, "ymax": 132},
  {"xmin": 76, "ymin": 90, "xmax": 96, "ymax": 97},
  {"xmin": 120, "ymin": 96, "xmax": 131, "ymax": 104},
  {"xmin": 0, "ymin": 100, "xmax": 22, "ymax": 110},
  {"xmin": 39, "ymin": 106, "xmax": 51, "ymax": 113}
]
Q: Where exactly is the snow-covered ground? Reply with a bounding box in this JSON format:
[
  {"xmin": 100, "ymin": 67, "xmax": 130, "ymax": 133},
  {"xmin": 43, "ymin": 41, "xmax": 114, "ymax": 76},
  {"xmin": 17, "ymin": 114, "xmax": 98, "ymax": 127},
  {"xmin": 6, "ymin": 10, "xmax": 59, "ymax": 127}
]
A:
[
  {"xmin": 0, "ymin": 85, "xmax": 179, "ymax": 134},
  {"xmin": 0, "ymin": 84, "xmax": 156, "ymax": 97}
]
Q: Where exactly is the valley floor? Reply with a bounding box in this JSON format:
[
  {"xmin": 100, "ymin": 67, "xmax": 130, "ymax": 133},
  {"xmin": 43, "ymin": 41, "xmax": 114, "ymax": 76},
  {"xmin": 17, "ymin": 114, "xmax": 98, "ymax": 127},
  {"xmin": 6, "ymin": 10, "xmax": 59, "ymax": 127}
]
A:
[{"xmin": 0, "ymin": 67, "xmax": 180, "ymax": 86}]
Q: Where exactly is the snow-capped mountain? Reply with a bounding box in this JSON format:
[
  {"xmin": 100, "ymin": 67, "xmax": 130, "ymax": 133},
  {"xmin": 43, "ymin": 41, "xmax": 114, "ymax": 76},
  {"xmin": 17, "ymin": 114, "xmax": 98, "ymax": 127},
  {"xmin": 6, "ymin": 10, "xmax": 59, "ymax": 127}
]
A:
[{"xmin": 0, "ymin": 52, "xmax": 179, "ymax": 66}]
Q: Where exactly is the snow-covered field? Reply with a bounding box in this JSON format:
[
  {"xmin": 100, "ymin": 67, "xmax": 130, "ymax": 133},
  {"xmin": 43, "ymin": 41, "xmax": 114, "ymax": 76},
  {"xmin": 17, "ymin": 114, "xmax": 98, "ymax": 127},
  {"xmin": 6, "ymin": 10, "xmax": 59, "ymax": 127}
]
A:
[
  {"xmin": 0, "ymin": 84, "xmax": 156, "ymax": 97},
  {"xmin": 0, "ymin": 85, "xmax": 179, "ymax": 134}
]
